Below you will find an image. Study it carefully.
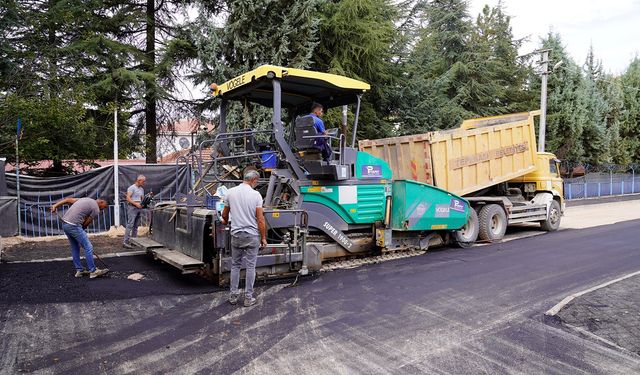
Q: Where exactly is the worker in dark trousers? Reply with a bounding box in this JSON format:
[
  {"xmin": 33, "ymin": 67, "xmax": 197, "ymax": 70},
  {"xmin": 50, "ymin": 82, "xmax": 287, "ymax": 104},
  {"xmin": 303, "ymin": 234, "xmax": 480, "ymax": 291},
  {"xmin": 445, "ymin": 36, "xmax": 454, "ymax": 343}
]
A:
[
  {"xmin": 50, "ymin": 197, "xmax": 109, "ymax": 278},
  {"xmin": 221, "ymin": 170, "xmax": 267, "ymax": 307},
  {"xmin": 123, "ymin": 174, "xmax": 148, "ymax": 248}
]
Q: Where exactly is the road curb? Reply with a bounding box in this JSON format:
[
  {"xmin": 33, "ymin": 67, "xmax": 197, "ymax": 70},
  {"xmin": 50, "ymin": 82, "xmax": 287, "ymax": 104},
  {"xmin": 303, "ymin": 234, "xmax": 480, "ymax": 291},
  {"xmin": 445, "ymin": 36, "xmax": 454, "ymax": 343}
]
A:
[
  {"xmin": 1, "ymin": 250, "xmax": 147, "ymax": 264},
  {"xmin": 545, "ymin": 270, "xmax": 640, "ymax": 317}
]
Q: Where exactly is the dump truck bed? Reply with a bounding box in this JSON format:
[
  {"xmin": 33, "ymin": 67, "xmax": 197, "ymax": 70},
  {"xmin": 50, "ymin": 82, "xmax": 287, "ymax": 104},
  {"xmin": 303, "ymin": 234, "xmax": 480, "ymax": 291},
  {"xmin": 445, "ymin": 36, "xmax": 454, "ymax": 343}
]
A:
[{"xmin": 359, "ymin": 111, "xmax": 539, "ymax": 196}]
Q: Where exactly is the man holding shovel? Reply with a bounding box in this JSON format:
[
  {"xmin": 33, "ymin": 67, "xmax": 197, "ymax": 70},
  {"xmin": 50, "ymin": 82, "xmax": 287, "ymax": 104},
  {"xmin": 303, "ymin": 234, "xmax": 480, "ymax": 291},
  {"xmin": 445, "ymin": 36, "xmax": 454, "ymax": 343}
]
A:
[
  {"xmin": 51, "ymin": 197, "xmax": 109, "ymax": 278},
  {"xmin": 123, "ymin": 175, "xmax": 151, "ymax": 248}
]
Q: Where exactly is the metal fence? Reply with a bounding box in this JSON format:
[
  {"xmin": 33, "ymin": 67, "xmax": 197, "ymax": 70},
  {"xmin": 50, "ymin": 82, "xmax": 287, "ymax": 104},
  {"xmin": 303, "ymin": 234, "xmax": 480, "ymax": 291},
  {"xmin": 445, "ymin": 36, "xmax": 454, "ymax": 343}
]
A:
[
  {"xmin": 13, "ymin": 162, "xmax": 640, "ymax": 237},
  {"xmin": 561, "ymin": 161, "xmax": 640, "ymax": 200},
  {"xmin": 18, "ymin": 189, "xmax": 177, "ymax": 237},
  {"xmin": 564, "ymin": 176, "xmax": 640, "ymax": 199}
]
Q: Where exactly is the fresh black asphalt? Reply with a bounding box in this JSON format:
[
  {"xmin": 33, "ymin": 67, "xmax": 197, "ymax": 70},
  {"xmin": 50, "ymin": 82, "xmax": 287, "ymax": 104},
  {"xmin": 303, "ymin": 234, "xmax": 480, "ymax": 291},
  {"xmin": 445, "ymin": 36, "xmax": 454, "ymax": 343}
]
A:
[{"xmin": 1, "ymin": 220, "xmax": 640, "ymax": 373}]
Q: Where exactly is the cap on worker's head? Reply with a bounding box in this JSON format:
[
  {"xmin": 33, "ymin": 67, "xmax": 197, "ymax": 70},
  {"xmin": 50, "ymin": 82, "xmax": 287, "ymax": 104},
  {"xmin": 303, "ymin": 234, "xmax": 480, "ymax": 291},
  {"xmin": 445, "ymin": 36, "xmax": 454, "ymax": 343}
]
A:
[{"xmin": 310, "ymin": 102, "xmax": 323, "ymax": 112}]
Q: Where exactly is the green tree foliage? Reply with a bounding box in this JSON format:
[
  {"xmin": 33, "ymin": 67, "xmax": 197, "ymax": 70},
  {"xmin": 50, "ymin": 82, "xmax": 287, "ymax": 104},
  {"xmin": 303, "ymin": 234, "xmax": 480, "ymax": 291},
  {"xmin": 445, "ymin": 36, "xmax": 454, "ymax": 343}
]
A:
[
  {"xmin": 534, "ymin": 33, "xmax": 587, "ymax": 161},
  {"xmin": 93, "ymin": 0, "xmax": 201, "ymax": 163},
  {"xmin": 3, "ymin": 0, "xmax": 640, "ymax": 173},
  {"xmin": 0, "ymin": 0, "xmax": 140, "ymax": 172},
  {"xmin": 620, "ymin": 58, "xmax": 640, "ymax": 162},
  {"xmin": 0, "ymin": 91, "xmax": 105, "ymax": 173},
  {"xmin": 468, "ymin": 3, "xmax": 533, "ymax": 114},
  {"xmin": 312, "ymin": 0, "xmax": 398, "ymax": 140},
  {"xmin": 0, "ymin": 0, "xmax": 200, "ymax": 167},
  {"xmin": 396, "ymin": 0, "xmax": 474, "ymax": 134},
  {"xmin": 193, "ymin": 0, "xmax": 321, "ymax": 132},
  {"xmin": 580, "ymin": 46, "xmax": 611, "ymax": 165},
  {"xmin": 195, "ymin": 0, "xmax": 320, "ymax": 86},
  {"xmin": 395, "ymin": 0, "xmax": 532, "ymax": 135},
  {"xmin": 601, "ymin": 76, "xmax": 630, "ymax": 164}
]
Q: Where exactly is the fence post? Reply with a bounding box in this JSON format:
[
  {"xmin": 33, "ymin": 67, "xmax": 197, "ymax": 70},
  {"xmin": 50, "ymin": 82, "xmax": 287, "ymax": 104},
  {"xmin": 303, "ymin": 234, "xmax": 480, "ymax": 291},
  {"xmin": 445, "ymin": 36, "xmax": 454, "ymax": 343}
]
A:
[
  {"xmin": 631, "ymin": 165, "xmax": 637, "ymax": 194},
  {"xmin": 598, "ymin": 182, "xmax": 601, "ymax": 197}
]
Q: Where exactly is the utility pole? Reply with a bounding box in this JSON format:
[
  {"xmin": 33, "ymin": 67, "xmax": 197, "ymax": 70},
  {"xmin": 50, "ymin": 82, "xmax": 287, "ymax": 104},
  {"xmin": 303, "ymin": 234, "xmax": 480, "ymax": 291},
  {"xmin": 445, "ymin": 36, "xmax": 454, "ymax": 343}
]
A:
[
  {"xmin": 15, "ymin": 118, "xmax": 21, "ymax": 236},
  {"xmin": 114, "ymin": 106, "xmax": 120, "ymax": 228},
  {"xmin": 538, "ymin": 49, "xmax": 550, "ymax": 153}
]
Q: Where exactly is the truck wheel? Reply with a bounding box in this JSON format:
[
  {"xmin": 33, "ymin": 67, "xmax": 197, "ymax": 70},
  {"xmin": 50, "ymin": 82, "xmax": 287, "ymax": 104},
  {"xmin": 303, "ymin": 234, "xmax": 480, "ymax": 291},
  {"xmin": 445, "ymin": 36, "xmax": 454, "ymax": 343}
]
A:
[
  {"xmin": 540, "ymin": 200, "xmax": 561, "ymax": 231},
  {"xmin": 478, "ymin": 204, "xmax": 507, "ymax": 242},
  {"xmin": 453, "ymin": 208, "xmax": 479, "ymax": 248}
]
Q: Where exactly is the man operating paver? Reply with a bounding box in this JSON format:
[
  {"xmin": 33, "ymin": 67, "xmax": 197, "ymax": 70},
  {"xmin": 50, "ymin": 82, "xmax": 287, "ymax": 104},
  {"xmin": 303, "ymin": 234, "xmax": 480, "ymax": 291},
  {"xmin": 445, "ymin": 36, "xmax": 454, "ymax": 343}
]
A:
[
  {"xmin": 221, "ymin": 170, "xmax": 267, "ymax": 307},
  {"xmin": 123, "ymin": 174, "xmax": 150, "ymax": 248},
  {"xmin": 50, "ymin": 197, "xmax": 109, "ymax": 278},
  {"xmin": 307, "ymin": 102, "xmax": 333, "ymax": 163}
]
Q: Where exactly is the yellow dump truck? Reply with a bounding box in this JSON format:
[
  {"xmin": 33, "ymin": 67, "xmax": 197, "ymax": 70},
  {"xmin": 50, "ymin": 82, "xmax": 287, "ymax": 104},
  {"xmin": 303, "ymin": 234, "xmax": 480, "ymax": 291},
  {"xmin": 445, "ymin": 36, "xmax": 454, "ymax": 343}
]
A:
[{"xmin": 359, "ymin": 111, "xmax": 564, "ymax": 243}]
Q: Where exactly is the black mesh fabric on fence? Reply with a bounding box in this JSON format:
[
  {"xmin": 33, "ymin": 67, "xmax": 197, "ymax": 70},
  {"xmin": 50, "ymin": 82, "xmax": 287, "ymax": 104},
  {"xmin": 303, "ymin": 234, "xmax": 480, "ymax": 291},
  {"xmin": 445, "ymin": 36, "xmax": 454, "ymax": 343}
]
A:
[
  {"xmin": 0, "ymin": 197, "xmax": 18, "ymax": 236},
  {"xmin": 4, "ymin": 164, "xmax": 190, "ymax": 236},
  {"xmin": 0, "ymin": 159, "xmax": 8, "ymax": 196},
  {"xmin": 0, "ymin": 159, "xmax": 18, "ymax": 236}
]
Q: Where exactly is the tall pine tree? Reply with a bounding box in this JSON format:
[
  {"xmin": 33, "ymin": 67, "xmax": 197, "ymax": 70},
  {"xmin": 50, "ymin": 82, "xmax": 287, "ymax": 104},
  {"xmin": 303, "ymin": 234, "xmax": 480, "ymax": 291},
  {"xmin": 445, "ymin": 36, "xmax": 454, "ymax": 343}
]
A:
[
  {"xmin": 397, "ymin": 0, "xmax": 475, "ymax": 134},
  {"xmin": 620, "ymin": 58, "xmax": 640, "ymax": 162},
  {"xmin": 193, "ymin": 0, "xmax": 321, "ymax": 132},
  {"xmin": 0, "ymin": 0, "xmax": 139, "ymax": 172},
  {"xmin": 580, "ymin": 46, "xmax": 610, "ymax": 165},
  {"xmin": 533, "ymin": 33, "xmax": 587, "ymax": 161},
  {"xmin": 312, "ymin": 0, "xmax": 398, "ymax": 140},
  {"xmin": 468, "ymin": 3, "xmax": 533, "ymax": 115}
]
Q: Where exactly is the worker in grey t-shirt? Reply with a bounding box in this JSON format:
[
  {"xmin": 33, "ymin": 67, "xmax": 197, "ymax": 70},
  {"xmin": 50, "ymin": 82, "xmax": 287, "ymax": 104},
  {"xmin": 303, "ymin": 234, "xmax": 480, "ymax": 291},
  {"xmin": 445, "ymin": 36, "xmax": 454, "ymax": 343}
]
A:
[
  {"xmin": 221, "ymin": 170, "xmax": 267, "ymax": 307},
  {"xmin": 50, "ymin": 197, "xmax": 109, "ymax": 278},
  {"xmin": 123, "ymin": 174, "xmax": 150, "ymax": 248}
]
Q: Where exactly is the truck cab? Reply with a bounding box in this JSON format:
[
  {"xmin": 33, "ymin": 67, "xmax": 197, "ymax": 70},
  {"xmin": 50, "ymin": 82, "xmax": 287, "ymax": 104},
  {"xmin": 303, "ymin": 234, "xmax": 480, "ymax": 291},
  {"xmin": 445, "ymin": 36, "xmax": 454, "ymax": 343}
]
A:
[{"xmin": 511, "ymin": 152, "xmax": 564, "ymax": 210}]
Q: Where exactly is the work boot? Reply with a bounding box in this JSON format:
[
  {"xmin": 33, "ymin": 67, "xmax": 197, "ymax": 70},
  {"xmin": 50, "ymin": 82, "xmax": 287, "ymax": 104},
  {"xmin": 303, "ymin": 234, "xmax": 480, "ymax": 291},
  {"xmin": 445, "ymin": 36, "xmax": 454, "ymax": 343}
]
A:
[
  {"xmin": 90, "ymin": 268, "xmax": 109, "ymax": 279},
  {"xmin": 243, "ymin": 297, "xmax": 257, "ymax": 307},
  {"xmin": 228, "ymin": 293, "xmax": 239, "ymax": 305},
  {"xmin": 74, "ymin": 269, "xmax": 90, "ymax": 278},
  {"xmin": 123, "ymin": 243, "xmax": 134, "ymax": 249}
]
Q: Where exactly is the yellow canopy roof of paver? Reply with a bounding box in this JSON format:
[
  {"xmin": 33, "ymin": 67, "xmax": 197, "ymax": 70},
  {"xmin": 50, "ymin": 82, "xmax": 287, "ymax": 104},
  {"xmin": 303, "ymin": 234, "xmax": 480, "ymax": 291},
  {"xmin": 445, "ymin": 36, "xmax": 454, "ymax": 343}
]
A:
[{"xmin": 210, "ymin": 65, "xmax": 370, "ymax": 109}]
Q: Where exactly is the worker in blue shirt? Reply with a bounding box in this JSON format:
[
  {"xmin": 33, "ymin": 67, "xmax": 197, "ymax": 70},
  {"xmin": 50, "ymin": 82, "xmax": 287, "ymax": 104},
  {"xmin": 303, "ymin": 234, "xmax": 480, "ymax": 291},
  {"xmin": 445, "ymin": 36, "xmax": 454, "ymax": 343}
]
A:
[{"xmin": 309, "ymin": 102, "xmax": 333, "ymax": 162}]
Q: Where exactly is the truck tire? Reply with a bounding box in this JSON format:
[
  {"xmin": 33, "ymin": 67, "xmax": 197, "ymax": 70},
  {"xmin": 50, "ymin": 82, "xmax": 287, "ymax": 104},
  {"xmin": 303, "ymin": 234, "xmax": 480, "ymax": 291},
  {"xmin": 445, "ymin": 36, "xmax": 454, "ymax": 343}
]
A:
[
  {"xmin": 540, "ymin": 199, "xmax": 561, "ymax": 231},
  {"xmin": 478, "ymin": 204, "xmax": 507, "ymax": 242},
  {"xmin": 453, "ymin": 208, "xmax": 479, "ymax": 248}
]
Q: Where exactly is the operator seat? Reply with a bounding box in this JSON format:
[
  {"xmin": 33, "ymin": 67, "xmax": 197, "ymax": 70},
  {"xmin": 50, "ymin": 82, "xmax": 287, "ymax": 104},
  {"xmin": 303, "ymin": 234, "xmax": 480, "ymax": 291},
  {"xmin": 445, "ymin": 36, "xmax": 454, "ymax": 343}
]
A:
[
  {"xmin": 293, "ymin": 115, "xmax": 349, "ymax": 180},
  {"xmin": 294, "ymin": 116, "xmax": 322, "ymax": 160}
]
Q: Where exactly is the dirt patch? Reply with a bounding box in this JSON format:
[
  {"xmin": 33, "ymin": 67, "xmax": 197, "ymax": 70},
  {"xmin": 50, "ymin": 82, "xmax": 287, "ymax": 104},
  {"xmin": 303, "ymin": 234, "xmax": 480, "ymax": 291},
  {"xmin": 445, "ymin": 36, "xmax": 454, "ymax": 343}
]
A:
[{"xmin": 1, "ymin": 230, "xmax": 145, "ymax": 263}]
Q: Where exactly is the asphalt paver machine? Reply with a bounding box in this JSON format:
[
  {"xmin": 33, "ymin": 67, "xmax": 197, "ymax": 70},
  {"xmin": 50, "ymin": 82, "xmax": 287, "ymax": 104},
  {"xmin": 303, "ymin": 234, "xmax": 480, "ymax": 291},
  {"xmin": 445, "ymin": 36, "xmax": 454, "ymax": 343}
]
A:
[{"xmin": 142, "ymin": 65, "xmax": 473, "ymax": 284}]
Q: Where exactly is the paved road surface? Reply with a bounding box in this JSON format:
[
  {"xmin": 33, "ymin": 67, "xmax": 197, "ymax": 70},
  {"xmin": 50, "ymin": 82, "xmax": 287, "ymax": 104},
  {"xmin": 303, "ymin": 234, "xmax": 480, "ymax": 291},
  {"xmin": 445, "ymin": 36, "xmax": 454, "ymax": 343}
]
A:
[{"xmin": 1, "ymin": 220, "xmax": 640, "ymax": 374}]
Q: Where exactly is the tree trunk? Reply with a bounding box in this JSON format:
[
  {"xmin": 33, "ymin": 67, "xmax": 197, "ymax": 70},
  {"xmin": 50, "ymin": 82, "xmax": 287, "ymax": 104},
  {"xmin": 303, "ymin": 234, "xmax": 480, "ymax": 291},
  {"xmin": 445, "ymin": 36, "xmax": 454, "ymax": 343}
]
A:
[
  {"xmin": 46, "ymin": 0, "xmax": 59, "ymax": 99},
  {"xmin": 144, "ymin": 0, "xmax": 157, "ymax": 163}
]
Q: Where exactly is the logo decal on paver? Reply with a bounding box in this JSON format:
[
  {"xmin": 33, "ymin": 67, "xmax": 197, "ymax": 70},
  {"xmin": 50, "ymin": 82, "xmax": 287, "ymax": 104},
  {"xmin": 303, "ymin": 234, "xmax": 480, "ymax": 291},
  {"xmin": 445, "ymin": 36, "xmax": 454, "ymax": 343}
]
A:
[
  {"xmin": 435, "ymin": 204, "xmax": 450, "ymax": 218},
  {"xmin": 450, "ymin": 198, "xmax": 466, "ymax": 212},
  {"xmin": 361, "ymin": 165, "xmax": 382, "ymax": 178}
]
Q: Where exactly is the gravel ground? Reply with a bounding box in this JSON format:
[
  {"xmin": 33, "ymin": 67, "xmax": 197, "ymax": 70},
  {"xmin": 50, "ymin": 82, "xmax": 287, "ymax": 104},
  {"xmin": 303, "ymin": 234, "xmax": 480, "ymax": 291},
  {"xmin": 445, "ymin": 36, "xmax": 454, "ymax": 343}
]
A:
[{"xmin": 1, "ymin": 232, "xmax": 141, "ymax": 263}]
